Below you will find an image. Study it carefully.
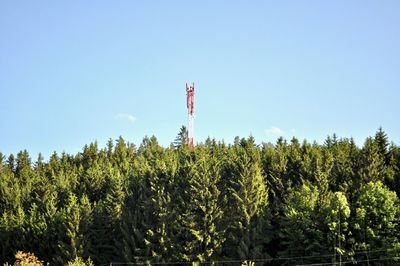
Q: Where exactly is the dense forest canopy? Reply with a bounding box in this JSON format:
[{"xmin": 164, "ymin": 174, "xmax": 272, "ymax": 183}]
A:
[{"xmin": 1, "ymin": 128, "xmax": 400, "ymax": 265}]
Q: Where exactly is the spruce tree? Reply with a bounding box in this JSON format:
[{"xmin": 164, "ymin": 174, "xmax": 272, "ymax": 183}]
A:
[
  {"xmin": 358, "ymin": 137, "xmax": 385, "ymax": 185},
  {"xmin": 173, "ymin": 125, "xmax": 189, "ymax": 149},
  {"xmin": 182, "ymin": 147, "xmax": 225, "ymax": 262},
  {"xmin": 90, "ymin": 169, "xmax": 125, "ymax": 264},
  {"xmin": 374, "ymin": 127, "xmax": 390, "ymax": 163},
  {"xmin": 122, "ymin": 138, "xmax": 177, "ymax": 263},
  {"xmin": 223, "ymin": 137, "xmax": 269, "ymax": 260},
  {"xmin": 56, "ymin": 194, "xmax": 92, "ymax": 264}
]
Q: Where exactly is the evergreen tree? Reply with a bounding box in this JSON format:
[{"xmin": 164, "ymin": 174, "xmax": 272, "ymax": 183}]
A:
[
  {"xmin": 15, "ymin": 150, "xmax": 34, "ymax": 209},
  {"xmin": 0, "ymin": 132, "xmax": 399, "ymax": 264},
  {"xmin": 90, "ymin": 168, "xmax": 125, "ymax": 264},
  {"xmin": 374, "ymin": 127, "xmax": 390, "ymax": 163},
  {"xmin": 358, "ymin": 138, "xmax": 385, "ymax": 185},
  {"xmin": 286, "ymin": 137, "xmax": 303, "ymax": 186},
  {"xmin": 328, "ymin": 138, "xmax": 357, "ymax": 193},
  {"xmin": 0, "ymin": 206, "xmax": 26, "ymax": 262},
  {"xmin": 261, "ymin": 138, "xmax": 288, "ymax": 257},
  {"xmin": 121, "ymin": 173, "xmax": 147, "ymax": 263},
  {"xmin": 173, "ymin": 125, "xmax": 189, "ymax": 149},
  {"xmin": 182, "ymin": 147, "xmax": 225, "ymax": 262},
  {"xmin": 56, "ymin": 194, "xmax": 92, "ymax": 264},
  {"xmin": 223, "ymin": 137, "xmax": 269, "ymax": 260},
  {"xmin": 122, "ymin": 138, "xmax": 177, "ymax": 263}
]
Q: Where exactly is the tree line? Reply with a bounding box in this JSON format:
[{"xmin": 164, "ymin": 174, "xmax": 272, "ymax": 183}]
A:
[{"xmin": 1, "ymin": 127, "xmax": 399, "ymax": 265}]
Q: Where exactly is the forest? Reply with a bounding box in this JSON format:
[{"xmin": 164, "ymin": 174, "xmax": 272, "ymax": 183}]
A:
[{"xmin": 0, "ymin": 128, "xmax": 399, "ymax": 265}]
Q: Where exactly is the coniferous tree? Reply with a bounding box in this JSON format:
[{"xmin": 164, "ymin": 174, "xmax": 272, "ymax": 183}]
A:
[
  {"xmin": 358, "ymin": 138, "xmax": 385, "ymax": 186},
  {"xmin": 261, "ymin": 139, "xmax": 289, "ymax": 258},
  {"xmin": 173, "ymin": 125, "xmax": 189, "ymax": 149},
  {"xmin": 374, "ymin": 127, "xmax": 390, "ymax": 164},
  {"xmin": 56, "ymin": 194, "xmax": 92, "ymax": 264},
  {"xmin": 182, "ymin": 147, "xmax": 225, "ymax": 262},
  {"xmin": 286, "ymin": 137, "xmax": 303, "ymax": 186},
  {"xmin": 123, "ymin": 137, "xmax": 177, "ymax": 263},
  {"xmin": 121, "ymin": 172, "xmax": 147, "ymax": 263},
  {"xmin": 374, "ymin": 128, "xmax": 398, "ymax": 193},
  {"xmin": 0, "ymin": 132, "xmax": 399, "ymax": 264},
  {"xmin": 328, "ymin": 137, "xmax": 357, "ymax": 193},
  {"xmin": 0, "ymin": 206, "xmax": 26, "ymax": 262},
  {"xmin": 90, "ymin": 168, "xmax": 125, "ymax": 264},
  {"xmin": 223, "ymin": 137, "xmax": 269, "ymax": 260}
]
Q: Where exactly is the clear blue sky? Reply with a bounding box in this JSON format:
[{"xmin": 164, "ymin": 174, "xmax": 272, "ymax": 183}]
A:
[{"xmin": 1, "ymin": 1, "xmax": 399, "ymax": 159}]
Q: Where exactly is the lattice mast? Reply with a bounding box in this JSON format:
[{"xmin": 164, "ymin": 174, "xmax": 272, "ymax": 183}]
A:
[{"xmin": 186, "ymin": 82, "xmax": 195, "ymax": 147}]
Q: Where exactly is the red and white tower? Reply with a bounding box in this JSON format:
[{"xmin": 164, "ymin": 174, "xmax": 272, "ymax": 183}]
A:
[{"xmin": 186, "ymin": 82, "xmax": 195, "ymax": 147}]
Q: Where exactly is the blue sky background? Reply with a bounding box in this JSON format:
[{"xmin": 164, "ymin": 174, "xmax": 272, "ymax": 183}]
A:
[{"xmin": 1, "ymin": 1, "xmax": 399, "ymax": 159}]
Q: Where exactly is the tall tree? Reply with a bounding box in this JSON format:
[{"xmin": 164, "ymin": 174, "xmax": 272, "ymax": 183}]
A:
[
  {"xmin": 374, "ymin": 127, "xmax": 390, "ymax": 164},
  {"xmin": 324, "ymin": 192, "xmax": 351, "ymax": 264},
  {"xmin": 90, "ymin": 168, "xmax": 125, "ymax": 264},
  {"xmin": 55, "ymin": 194, "xmax": 92, "ymax": 264},
  {"xmin": 223, "ymin": 137, "xmax": 269, "ymax": 260},
  {"xmin": 279, "ymin": 183, "xmax": 324, "ymax": 265},
  {"xmin": 358, "ymin": 138, "xmax": 385, "ymax": 185},
  {"xmin": 353, "ymin": 181, "xmax": 400, "ymax": 262},
  {"xmin": 173, "ymin": 126, "xmax": 189, "ymax": 149},
  {"xmin": 181, "ymin": 147, "xmax": 225, "ymax": 262}
]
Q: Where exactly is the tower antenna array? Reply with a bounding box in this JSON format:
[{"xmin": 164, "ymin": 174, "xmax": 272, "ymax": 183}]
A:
[{"xmin": 186, "ymin": 82, "xmax": 195, "ymax": 147}]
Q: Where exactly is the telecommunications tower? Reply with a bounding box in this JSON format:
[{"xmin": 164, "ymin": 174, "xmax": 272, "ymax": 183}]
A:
[{"xmin": 186, "ymin": 82, "xmax": 195, "ymax": 147}]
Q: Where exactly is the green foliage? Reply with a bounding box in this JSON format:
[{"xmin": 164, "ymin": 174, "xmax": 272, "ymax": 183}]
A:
[
  {"xmin": 0, "ymin": 129, "xmax": 399, "ymax": 264},
  {"xmin": 324, "ymin": 191, "xmax": 351, "ymax": 263},
  {"xmin": 353, "ymin": 181, "xmax": 400, "ymax": 261},
  {"xmin": 55, "ymin": 194, "xmax": 92, "ymax": 264},
  {"xmin": 222, "ymin": 137, "xmax": 269, "ymax": 260},
  {"xmin": 66, "ymin": 257, "xmax": 94, "ymax": 266},
  {"xmin": 280, "ymin": 183, "xmax": 324, "ymax": 264},
  {"xmin": 181, "ymin": 147, "xmax": 225, "ymax": 262},
  {"xmin": 173, "ymin": 125, "xmax": 189, "ymax": 148}
]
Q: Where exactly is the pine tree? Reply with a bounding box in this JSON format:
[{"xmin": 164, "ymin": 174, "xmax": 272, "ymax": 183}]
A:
[
  {"xmin": 182, "ymin": 147, "xmax": 225, "ymax": 262},
  {"xmin": 113, "ymin": 136, "xmax": 134, "ymax": 176},
  {"xmin": 223, "ymin": 137, "xmax": 269, "ymax": 260},
  {"xmin": 90, "ymin": 168, "xmax": 125, "ymax": 264},
  {"xmin": 328, "ymin": 138, "xmax": 357, "ymax": 193},
  {"xmin": 261, "ymin": 139, "xmax": 288, "ymax": 257},
  {"xmin": 0, "ymin": 132, "xmax": 399, "ymax": 264},
  {"xmin": 373, "ymin": 128, "xmax": 400, "ymax": 195},
  {"xmin": 173, "ymin": 126, "xmax": 189, "ymax": 149},
  {"xmin": 358, "ymin": 137, "xmax": 385, "ymax": 185},
  {"xmin": 286, "ymin": 137, "xmax": 302, "ymax": 186},
  {"xmin": 24, "ymin": 203, "xmax": 48, "ymax": 261},
  {"xmin": 15, "ymin": 150, "xmax": 34, "ymax": 208},
  {"xmin": 122, "ymin": 138, "xmax": 177, "ymax": 263},
  {"xmin": 56, "ymin": 194, "xmax": 92, "ymax": 264},
  {"xmin": 121, "ymin": 173, "xmax": 147, "ymax": 263},
  {"xmin": 374, "ymin": 127, "xmax": 390, "ymax": 163},
  {"xmin": 0, "ymin": 206, "xmax": 26, "ymax": 262}
]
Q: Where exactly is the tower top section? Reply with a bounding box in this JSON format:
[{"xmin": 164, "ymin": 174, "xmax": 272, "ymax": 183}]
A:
[
  {"xmin": 186, "ymin": 82, "xmax": 195, "ymax": 116},
  {"xmin": 186, "ymin": 82, "xmax": 195, "ymax": 147}
]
